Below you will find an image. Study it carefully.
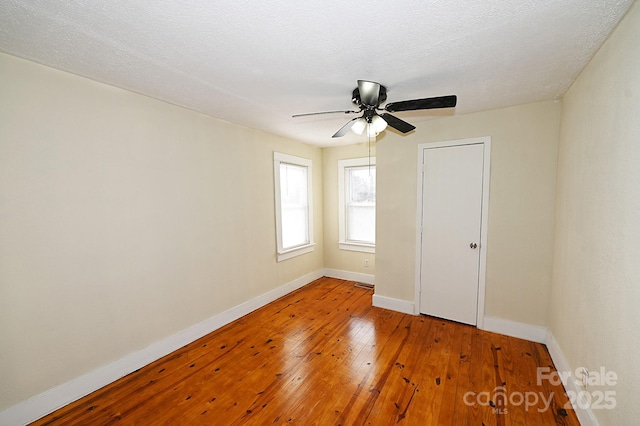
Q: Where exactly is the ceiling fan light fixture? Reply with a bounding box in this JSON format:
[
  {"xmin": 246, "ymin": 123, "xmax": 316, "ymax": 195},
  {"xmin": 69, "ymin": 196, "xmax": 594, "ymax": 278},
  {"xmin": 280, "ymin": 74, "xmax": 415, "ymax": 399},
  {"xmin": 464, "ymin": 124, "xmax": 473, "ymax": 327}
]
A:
[
  {"xmin": 366, "ymin": 124, "xmax": 379, "ymax": 137},
  {"xmin": 351, "ymin": 117, "xmax": 367, "ymax": 135},
  {"xmin": 371, "ymin": 114, "xmax": 388, "ymax": 133}
]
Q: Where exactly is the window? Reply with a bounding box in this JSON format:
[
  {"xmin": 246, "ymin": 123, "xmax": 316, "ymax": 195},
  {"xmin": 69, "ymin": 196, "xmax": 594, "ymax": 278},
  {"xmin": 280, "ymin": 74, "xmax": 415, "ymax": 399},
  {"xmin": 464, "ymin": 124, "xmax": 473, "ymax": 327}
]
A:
[
  {"xmin": 338, "ymin": 157, "xmax": 376, "ymax": 253},
  {"xmin": 274, "ymin": 152, "xmax": 314, "ymax": 261}
]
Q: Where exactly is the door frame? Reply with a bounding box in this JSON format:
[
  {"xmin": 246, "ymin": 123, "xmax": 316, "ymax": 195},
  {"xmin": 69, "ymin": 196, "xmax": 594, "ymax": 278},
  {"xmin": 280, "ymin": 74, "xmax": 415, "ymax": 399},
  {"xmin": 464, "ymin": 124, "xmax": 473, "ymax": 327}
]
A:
[{"xmin": 414, "ymin": 137, "xmax": 491, "ymax": 328}]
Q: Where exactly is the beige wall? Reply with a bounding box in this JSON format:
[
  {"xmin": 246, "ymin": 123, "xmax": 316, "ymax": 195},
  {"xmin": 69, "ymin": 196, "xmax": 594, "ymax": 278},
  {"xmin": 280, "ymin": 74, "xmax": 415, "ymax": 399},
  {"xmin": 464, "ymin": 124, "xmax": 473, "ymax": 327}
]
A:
[
  {"xmin": 550, "ymin": 2, "xmax": 640, "ymax": 424},
  {"xmin": 375, "ymin": 101, "xmax": 561, "ymax": 326},
  {"xmin": 322, "ymin": 143, "xmax": 376, "ymax": 275},
  {"xmin": 0, "ymin": 52, "xmax": 323, "ymax": 410}
]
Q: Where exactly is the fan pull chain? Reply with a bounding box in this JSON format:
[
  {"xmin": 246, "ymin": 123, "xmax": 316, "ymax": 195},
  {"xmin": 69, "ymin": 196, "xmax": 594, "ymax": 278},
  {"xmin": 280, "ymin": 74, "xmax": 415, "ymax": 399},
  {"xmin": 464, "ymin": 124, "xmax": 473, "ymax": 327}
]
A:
[{"xmin": 368, "ymin": 124, "xmax": 373, "ymax": 176}]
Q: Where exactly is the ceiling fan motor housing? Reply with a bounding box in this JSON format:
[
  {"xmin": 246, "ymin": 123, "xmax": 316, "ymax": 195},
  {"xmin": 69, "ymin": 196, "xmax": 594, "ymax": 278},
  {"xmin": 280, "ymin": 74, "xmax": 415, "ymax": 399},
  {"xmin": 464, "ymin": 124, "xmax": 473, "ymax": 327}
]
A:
[{"xmin": 352, "ymin": 85, "xmax": 387, "ymax": 107}]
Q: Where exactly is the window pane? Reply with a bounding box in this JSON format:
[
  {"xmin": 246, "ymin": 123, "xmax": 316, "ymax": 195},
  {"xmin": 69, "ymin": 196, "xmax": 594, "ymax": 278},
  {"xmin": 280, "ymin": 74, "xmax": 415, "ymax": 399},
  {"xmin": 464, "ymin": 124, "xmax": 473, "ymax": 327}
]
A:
[
  {"xmin": 349, "ymin": 167, "xmax": 376, "ymax": 204},
  {"xmin": 346, "ymin": 166, "xmax": 375, "ymax": 244},
  {"xmin": 280, "ymin": 163, "xmax": 309, "ymax": 249},
  {"xmin": 347, "ymin": 205, "xmax": 375, "ymax": 243}
]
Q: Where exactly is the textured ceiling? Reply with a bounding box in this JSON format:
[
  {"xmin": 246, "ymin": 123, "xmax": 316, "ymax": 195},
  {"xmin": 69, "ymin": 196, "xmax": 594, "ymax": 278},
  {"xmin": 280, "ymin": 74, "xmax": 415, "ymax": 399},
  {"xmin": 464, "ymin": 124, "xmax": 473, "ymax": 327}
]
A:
[{"xmin": 0, "ymin": 0, "xmax": 634, "ymax": 146}]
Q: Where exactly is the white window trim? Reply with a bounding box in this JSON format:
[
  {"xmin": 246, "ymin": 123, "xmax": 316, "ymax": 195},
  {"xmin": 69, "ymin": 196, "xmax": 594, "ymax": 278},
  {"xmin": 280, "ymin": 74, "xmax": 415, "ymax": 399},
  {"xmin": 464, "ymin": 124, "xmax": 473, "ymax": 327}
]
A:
[
  {"xmin": 274, "ymin": 152, "xmax": 314, "ymax": 262},
  {"xmin": 338, "ymin": 157, "xmax": 376, "ymax": 253}
]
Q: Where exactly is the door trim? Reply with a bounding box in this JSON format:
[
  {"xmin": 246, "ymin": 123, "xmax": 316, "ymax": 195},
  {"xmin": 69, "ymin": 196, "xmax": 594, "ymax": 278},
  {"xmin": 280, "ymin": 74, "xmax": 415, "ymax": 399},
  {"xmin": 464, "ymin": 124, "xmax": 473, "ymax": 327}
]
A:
[{"xmin": 414, "ymin": 137, "xmax": 491, "ymax": 328}]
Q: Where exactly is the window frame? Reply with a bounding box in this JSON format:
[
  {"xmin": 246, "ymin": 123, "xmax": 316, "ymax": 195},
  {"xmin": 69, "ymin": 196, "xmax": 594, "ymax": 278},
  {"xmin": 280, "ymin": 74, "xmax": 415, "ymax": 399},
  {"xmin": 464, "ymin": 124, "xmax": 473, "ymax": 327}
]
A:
[
  {"xmin": 338, "ymin": 157, "xmax": 376, "ymax": 253},
  {"xmin": 274, "ymin": 152, "xmax": 314, "ymax": 262}
]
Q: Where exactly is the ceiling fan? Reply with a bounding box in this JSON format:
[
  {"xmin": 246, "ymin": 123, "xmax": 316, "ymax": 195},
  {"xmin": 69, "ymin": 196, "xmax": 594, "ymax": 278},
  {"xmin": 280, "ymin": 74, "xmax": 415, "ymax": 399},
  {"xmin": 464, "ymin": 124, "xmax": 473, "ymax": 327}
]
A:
[{"xmin": 293, "ymin": 80, "xmax": 457, "ymax": 138}]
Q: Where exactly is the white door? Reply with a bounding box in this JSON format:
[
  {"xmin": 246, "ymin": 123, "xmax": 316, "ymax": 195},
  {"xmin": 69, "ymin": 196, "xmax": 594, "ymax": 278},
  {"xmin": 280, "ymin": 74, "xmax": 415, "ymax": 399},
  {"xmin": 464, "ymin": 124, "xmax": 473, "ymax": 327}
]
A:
[{"xmin": 419, "ymin": 143, "xmax": 484, "ymax": 325}]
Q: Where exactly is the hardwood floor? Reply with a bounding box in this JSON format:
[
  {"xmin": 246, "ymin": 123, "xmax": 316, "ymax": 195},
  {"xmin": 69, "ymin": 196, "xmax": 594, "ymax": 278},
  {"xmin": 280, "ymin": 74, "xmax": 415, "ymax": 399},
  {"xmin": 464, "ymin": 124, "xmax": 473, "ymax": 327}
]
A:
[{"xmin": 32, "ymin": 277, "xmax": 579, "ymax": 425}]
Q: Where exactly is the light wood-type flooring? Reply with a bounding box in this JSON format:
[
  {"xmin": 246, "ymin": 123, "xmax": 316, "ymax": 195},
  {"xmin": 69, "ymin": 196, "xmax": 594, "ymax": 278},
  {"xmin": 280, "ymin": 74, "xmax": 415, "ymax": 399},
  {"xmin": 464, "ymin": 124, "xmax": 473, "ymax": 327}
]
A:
[{"xmin": 32, "ymin": 277, "xmax": 579, "ymax": 425}]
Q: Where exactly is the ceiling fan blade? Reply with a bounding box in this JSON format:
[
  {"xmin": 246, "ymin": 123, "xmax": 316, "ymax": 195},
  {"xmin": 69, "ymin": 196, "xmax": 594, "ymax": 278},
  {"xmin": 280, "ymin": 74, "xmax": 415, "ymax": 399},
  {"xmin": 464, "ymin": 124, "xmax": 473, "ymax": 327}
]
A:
[
  {"xmin": 332, "ymin": 117, "xmax": 360, "ymax": 138},
  {"xmin": 380, "ymin": 113, "xmax": 416, "ymax": 133},
  {"xmin": 358, "ymin": 80, "xmax": 381, "ymax": 106},
  {"xmin": 385, "ymin": 95, "xmax": 457, "ymax": 112},
  {"xmin": 292, "ymin": 110, "xmax": 359, "ymax": 118}
]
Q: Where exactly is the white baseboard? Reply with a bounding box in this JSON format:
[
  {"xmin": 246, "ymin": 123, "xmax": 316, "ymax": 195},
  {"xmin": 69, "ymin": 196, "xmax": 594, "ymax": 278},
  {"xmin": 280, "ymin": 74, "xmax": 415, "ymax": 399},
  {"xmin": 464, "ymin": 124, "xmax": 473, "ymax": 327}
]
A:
[
  {"xmin": 545, "ymin": 331, "xmax": 599, "ymax": 426},
  {"xmin": 482, "ymin": 318, "xmax": 599, "ymax": 424},
  {"xmin": 481, "ymin": 316, "xmax": 548, "ymax": 343},
  {"xmin": 371, "ymin": 294, "xmax": 415, "ymax": 315},
  {"xmin": 322, "ymin": 268, "xmax": 375, "ymax": 285},
  {"xmin": 0, "ymin": 270, "xmax": 323, "ymax": 426}
]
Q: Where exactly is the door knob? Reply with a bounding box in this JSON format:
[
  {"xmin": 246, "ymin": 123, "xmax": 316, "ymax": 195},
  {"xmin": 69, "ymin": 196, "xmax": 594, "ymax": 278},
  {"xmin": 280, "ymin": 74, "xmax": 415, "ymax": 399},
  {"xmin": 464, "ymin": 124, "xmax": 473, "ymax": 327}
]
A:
[{"xmin": 470, "ymin": 242, "xmax": 478, "ymax": 249}]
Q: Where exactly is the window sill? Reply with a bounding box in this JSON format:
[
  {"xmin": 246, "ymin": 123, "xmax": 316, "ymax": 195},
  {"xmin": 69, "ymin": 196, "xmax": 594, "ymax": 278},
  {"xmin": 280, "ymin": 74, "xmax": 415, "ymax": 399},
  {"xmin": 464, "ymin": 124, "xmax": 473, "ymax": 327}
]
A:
[
  {"xmin": 277, "ymin": 243, "xmax": 315, "ymax": 262},
  {"xmin": 339, "ymin": 242, "xmax": 375, "ymax": 254}
]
